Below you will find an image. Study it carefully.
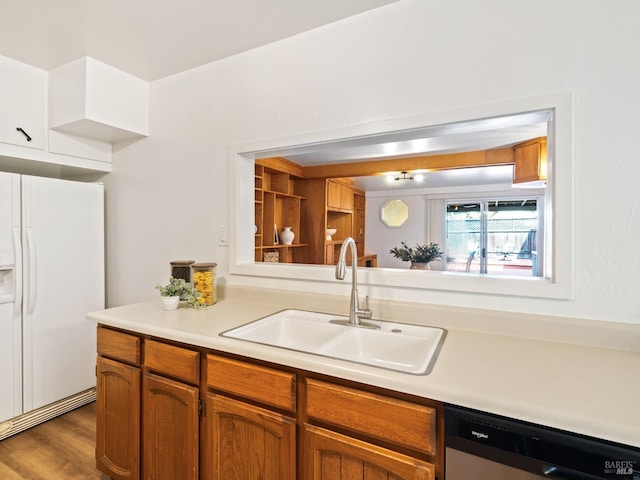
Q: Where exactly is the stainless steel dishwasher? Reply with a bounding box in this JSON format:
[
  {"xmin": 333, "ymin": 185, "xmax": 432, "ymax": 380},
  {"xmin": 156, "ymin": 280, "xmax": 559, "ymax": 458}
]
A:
[{"xmin": 445, "ymin": 405, "xmax": 640, "ymax": 480}]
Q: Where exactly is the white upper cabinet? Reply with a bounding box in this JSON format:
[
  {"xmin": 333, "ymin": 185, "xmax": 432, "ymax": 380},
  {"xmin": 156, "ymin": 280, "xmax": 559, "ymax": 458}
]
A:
[
  {"xmin": 49, "ymin": 57, "xmax": 149, "ymax": 143},
  {"xmin": 0, "ymin": 56, "xmax": 46, "ymax": 150},
  {"xmin": 0, "ymin": 55, "xmax": 148, "ymax": 176}
]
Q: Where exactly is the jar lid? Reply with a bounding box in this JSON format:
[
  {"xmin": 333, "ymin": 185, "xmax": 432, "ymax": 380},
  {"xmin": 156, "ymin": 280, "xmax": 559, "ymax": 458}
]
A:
[
  {"xmin": 170, "ymin": 260, "xmax": 195, "ymax": 265},
  {"xmin": 192, "ymin": 262, "xmax": 217, "ymax": 268}
]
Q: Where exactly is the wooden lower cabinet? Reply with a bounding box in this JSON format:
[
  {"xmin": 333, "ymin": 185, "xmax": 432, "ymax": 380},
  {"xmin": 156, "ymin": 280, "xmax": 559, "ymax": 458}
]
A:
[
  {"xmin": 304, "ymin": 424, "xmax": 435, "ymax": 480},
  {"xmin": 142, "ymin": 372, "xmax": 199, "ymax": 480},
  {"xmin": 96, "ymin": 356, "xmax": 141, "ymax": 480},
  {"xmin": 202, "ymin": 394, "xmax": 296, "ymax": 480},
  {"xmin": 96, "ymin": 325, "xmax": 442, "ymax": 480}
]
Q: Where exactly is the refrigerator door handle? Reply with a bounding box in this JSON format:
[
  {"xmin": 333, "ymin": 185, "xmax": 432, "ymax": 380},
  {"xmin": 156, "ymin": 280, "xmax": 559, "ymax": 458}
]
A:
[
  {"xmin": 25, "ymin": 227, "xmax": 37, "ymax": 314},
  {"xmin": 12, "ymin": 226, "xmax": 22, "ymax": 317}
]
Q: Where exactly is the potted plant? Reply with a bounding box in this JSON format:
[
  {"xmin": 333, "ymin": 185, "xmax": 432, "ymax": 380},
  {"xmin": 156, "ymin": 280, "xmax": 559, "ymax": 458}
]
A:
[
  {"xmin": 155, "ymin": 276, "xmax": 205, "ymax": 310},
  {"xmin": 389, "ymin": 241, "xmax": 445, "ymax": 270}
]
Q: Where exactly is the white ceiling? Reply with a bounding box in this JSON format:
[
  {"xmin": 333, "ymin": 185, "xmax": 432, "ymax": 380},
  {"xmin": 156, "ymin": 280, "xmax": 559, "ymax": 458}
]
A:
[
  {"xmin": 261, "ymin": 110, "xmax": 550, "ymax": 191},
  {"xmin": 0, "ymin": 1, "xmax": 549, "ymax": 192},
  {"xmin": 0, "ymin": 0, "xmax": 399, "ymax": 81}
]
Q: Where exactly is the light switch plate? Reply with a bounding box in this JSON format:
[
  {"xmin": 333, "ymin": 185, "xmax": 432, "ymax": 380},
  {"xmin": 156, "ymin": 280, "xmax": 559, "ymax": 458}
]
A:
[{"xmin": 217, "ymin": 225, "xmax": 228, "ymax": 246}]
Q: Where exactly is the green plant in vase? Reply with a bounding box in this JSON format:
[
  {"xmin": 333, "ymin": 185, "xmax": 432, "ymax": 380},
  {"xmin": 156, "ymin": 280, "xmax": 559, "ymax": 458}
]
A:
[
  {"xmin": 389, "ymin": 241, "xmax": 444, "ymax": 270},
  {"xmin": 155, "ymin": 276, "xmax": 204, "ymax": 310}
]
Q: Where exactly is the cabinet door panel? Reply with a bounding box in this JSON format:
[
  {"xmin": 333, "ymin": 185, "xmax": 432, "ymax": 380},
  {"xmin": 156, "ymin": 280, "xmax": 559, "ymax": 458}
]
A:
[
  {"xmin": 0, "ymin": 57, "xmax": 45, "ymax": 150},
  {"xmin": 142, "ymin": 372, "xmax": 199, "ymax": 480},
  {"xmin": 96, "ymin": 356, "xmax": 140, "ymax": 480},
  {"xmin": 327, "ymin": 181, "xmax": 342, "ymax": 209},
  {"xmin": 513, "ymin": 137, "xmax": 546, "ymax": 183},
  {"xmin": 304, "ymin": 424, "xmax": 434, "ymax": 480},
  {"xmin": 204, "ymin": 393, "xmax": 296, "ymax": 480},
  {"xmin": 340, "ymin": 184, "xmax": 354, "ymax": 210},
  {"xmin": 327, "ymin": 181, "xmax": 354, "ymax": 211}
]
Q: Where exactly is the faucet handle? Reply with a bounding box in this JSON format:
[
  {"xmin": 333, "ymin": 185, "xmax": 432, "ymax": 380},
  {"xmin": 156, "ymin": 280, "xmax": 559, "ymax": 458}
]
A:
[{"xmin": 357, "ymin": 295, "xmax": 372, "ymax": 319}]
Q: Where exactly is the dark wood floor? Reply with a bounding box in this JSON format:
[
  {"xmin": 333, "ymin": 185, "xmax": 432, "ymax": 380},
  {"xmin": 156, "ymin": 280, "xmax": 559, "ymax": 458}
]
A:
[{"xmin": 0, "ymin": 402, "xmax": 110, "ymax": 479}]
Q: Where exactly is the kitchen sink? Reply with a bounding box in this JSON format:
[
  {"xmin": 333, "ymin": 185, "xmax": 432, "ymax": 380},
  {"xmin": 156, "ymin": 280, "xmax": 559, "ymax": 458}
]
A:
[{"xmin": 220, "ymin": 309, "xmax": 445, "ymax": 375}]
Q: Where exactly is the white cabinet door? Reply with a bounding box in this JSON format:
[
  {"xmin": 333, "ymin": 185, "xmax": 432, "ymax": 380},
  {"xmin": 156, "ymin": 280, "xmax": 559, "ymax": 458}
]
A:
[
  {"xmin": 21, "ymin": 176, "xmax": 104, "ymax": 411},
  {"xmin": 0, "ymin": 57, "xmax": 46, "ymax": 150}
]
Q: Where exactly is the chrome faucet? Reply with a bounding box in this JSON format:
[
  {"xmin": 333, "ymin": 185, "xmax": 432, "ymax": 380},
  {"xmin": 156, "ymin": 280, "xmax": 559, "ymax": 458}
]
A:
[{"xmin": 331, "ymin": 237, "xmax": 377, "ymax": 329}]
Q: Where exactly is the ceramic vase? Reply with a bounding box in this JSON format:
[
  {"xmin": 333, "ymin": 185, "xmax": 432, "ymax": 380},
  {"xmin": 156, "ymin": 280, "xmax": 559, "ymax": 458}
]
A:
[
  {"xmin": 161, "ymin": 296, "xmax": 180, "ymax": 310},
  {"xmin": 409, "ymin": 262, "xmax": 430, "ymax": 270},
  {"xmin": 280, "ymin": 227, "xmax": 295, "ymax": 245}
]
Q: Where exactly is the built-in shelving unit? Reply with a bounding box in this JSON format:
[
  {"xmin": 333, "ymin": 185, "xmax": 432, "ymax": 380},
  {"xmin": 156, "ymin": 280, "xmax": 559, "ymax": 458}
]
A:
[
  {"xmin": 301, "ymin": 177, "xmax": 357, "ymax": 265},
  {"xmin": 254, "ymin": 159, "xmax": 308, "ymax": 263},
  {"xmin": 255, "ymin": 159, "xmax": 371, "ymax": 266}
]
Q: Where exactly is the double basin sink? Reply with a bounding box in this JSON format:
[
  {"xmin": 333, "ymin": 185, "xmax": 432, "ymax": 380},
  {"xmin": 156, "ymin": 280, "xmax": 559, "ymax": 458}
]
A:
[{"xmin": 221, "ymin": 309, "xmax": 445, "ymax": 375}]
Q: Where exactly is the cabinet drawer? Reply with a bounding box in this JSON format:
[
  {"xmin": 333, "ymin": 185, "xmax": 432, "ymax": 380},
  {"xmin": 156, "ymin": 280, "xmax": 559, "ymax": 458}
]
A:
[
  {"xmin": 207, "ymin": 354, "xmax": 296, "ymax": 412},
  {"xmin": 97, "ymin": 326, "xmax": 141, "ymax": 365},
  {"xmin": 145, "ymin": 339, "xmax": 200, "ymax": 384},
  {"xmin": 306, "ymin": 379, "xmax": 436, "ymax": 455}
]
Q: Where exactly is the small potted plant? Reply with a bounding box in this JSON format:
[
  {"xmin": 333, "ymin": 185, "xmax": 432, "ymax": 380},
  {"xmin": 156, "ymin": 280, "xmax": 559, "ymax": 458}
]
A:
[
  {"xmin": 389, "ymin": 241, "xmax": 445, "ymax": 270},
  {"xmin": 155, "ymin": 276, "xmax": 205, "ymax": 310}
]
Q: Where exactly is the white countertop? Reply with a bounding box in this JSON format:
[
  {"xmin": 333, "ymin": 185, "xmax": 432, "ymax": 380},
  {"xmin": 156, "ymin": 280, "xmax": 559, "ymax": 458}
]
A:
[{"xmin": 88, "ymin": 286, "xmax": 640, "ymax": 449}]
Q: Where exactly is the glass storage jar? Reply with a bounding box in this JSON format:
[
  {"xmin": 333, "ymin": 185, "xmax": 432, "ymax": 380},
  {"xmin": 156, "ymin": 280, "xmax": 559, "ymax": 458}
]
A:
[
  {"xmin": 191, "ymin": 262, "xmax": 217, "ymax": 306},
  {"xmin": 170, "ymin": 260, "xmax": 195, "ymax": 283}
]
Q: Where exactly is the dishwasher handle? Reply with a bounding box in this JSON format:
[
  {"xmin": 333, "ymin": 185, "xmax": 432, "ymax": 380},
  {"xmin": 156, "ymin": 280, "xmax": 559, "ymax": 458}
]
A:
[{"xmin": 542, "ymin": 464, "xmax": 599, "ymax": 480}]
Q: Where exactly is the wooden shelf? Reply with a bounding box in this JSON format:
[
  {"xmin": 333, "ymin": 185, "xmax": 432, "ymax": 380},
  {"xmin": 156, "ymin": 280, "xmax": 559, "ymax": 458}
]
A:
[
  {"xmin": 263, "ymin": 189, "xmax": 306, "ymax": 200},
  {"xmin": 256, "ymin": 244, "xmax": 308, "ymax": 249}
]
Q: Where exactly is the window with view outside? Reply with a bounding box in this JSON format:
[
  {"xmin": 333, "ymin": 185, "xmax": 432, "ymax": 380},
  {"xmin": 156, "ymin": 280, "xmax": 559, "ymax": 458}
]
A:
[{"xmin": 445, "ymin": 198, "xmax": 542, "ymax": 276}]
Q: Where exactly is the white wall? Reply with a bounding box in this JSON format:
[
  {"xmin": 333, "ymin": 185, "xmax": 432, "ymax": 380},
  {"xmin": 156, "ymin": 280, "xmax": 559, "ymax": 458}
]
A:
[
  {"xmin": 106, "ymin": 0, "xmax": 640, "ymax": 325},
  {"xmin": 366, "ymin": 193, "xmax": 428, "ymax": 269}
]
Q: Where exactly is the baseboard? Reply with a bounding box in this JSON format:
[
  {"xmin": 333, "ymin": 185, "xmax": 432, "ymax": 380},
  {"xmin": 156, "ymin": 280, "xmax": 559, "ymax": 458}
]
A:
[{"xmin": 0, "ymin": 388, "xmax": 96, "ymax": 441}]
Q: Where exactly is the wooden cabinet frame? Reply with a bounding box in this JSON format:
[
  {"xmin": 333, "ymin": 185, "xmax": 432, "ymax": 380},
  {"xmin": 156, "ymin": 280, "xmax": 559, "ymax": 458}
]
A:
[{"xmin": 96, "ymin": 325, "xmax": 444, "ymax": 480}]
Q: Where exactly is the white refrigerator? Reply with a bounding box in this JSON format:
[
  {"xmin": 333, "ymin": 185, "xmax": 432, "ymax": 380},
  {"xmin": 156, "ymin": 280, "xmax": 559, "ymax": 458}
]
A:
[{"xmin": 0, "ymin": 172, "xmax": 104, "ymax": 426}]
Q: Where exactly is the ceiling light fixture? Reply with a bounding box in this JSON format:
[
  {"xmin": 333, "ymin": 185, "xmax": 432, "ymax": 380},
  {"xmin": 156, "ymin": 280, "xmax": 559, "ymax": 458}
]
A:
[{"xmin": 394, "ymin": 171, "xmax": 414, "ymax": 181}]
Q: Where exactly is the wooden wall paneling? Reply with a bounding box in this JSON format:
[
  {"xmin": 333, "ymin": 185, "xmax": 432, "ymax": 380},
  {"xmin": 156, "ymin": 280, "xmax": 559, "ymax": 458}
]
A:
[
  {"xmin": 262, "ymin": 192, "xmax": 275, "ymax": 247},
  {"xmin": 300, "ymin": 179, "xmax": 327, "ymax": 264},
  {"xmin": 280, "ymin": 197, "xmax": 301, "ymax": 239},
  {"xmin": 270, "ymin": 173, "xmax": 290, "ymax": 194}
]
